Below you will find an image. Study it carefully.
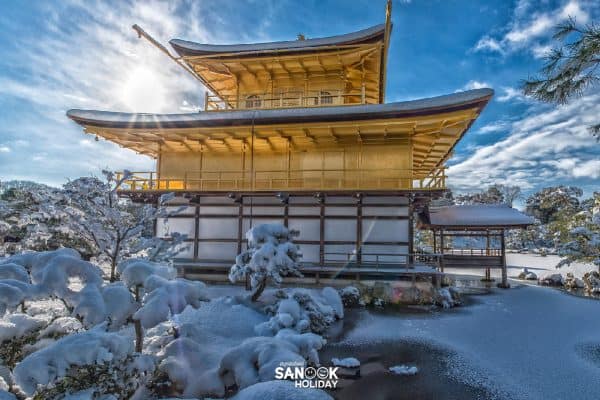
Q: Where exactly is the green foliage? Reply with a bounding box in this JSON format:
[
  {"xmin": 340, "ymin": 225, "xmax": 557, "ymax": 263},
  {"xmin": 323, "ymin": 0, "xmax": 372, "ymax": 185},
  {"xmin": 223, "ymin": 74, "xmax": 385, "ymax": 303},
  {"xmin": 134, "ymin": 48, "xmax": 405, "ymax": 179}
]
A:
[
  {"xmin": 522, "ymin": 17, "xmax": 600, "ymax": 139},
  {"xmin": 32, "ymin": 355, "xmax": 154, "ymax": 400},
  {"xmin": 525, "ymin": 186, "xmax": 582, "ymax": 224}
]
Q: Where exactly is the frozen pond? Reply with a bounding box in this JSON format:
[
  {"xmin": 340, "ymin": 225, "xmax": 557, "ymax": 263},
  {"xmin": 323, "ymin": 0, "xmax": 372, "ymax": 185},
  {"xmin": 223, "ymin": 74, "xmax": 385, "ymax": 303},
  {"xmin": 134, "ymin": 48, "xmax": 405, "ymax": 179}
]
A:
[{"xmin": 327, "ymin": 285, "xmax": 600, "ymax": 400}]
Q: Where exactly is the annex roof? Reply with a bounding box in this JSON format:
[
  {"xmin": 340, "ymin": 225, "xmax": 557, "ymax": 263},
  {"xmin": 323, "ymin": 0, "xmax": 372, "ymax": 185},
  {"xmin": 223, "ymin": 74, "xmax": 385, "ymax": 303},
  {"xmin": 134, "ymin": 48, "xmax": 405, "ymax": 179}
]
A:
[{"xmin": 420, "ymin": 204, "xmax": 536, "ymax": 229}]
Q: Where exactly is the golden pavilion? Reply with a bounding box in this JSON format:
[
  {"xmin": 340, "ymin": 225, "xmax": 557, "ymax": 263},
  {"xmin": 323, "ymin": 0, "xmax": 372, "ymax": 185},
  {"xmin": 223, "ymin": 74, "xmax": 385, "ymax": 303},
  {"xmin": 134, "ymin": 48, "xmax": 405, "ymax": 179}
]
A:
[{"xmin": 67, "ymin": 2, "xmax": 509, "ymax": 283}]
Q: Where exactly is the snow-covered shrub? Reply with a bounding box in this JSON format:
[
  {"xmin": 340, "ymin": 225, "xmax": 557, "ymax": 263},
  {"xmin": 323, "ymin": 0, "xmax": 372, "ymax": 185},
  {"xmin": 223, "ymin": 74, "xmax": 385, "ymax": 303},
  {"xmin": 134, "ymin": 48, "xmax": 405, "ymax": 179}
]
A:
[
  {"xmin": 118, "ymin": 260, "xmax": 176, "ymax": 290},
  {"xmin": 0, "ymin": 264, "xmax": 29, "ymax": 283},
  {"xmin": 257, "ymin": 288, "xmax": 343, "ymax": 335},
  {"xmin": 0, "ymin": 314, "xmax": 48, "ymax": 368},
  {"xmin": 229, "ymin": 224, "xmax": 302, "ymax": 301},
  {"xmin": 338, "ymin": 286, "xmax": 361, "ymax": 308},
  {"xmin": 133, "ymin": 276, "xmax": 207, "ymax": 329},
  {"xmin": 13, "ymin": 327, "xmax": 154, "ymax": 398}
]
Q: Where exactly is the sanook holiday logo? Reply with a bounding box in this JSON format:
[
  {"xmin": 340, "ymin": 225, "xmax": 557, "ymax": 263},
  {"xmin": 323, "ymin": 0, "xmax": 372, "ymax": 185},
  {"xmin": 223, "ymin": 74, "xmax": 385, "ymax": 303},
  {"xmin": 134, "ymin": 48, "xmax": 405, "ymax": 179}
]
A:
[{"xmin": 274, "ymin": 361, "xmax": 339, "ymax": 389}]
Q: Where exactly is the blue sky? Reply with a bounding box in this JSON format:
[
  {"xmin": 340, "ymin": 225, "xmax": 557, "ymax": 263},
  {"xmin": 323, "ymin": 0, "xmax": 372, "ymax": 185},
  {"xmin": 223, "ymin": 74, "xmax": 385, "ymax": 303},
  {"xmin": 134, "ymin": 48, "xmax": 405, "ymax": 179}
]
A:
[{"xmin": 0, "ymin": 0, "xmax": 598, "ymax": 200}]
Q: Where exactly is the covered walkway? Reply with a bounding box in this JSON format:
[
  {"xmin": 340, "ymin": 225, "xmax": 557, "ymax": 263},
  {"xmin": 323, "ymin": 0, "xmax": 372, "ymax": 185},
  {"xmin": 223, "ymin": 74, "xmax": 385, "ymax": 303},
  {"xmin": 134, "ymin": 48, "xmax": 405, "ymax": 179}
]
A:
[{"xmin": 419, "ymin": 204, "xmax": 535, "ymax": 287}]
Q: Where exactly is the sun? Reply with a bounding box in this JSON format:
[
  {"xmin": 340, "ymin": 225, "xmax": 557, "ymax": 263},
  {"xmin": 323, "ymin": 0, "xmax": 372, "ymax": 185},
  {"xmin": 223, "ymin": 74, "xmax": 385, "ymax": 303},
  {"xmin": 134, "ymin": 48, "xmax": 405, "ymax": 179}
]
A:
[{"xmin": 118, "ymin": 66, "xmax": 167, "ymax": 113}]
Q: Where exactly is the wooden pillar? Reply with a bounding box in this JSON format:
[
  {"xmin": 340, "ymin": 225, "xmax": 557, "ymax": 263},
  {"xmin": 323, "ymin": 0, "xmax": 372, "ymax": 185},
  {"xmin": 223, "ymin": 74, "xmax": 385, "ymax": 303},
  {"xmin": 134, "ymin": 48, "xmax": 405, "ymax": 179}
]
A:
[
  {"xmin": 408, "ymin": 198, "xmax": 414, "ymax": 266},
  {"xmin": 433, "ymin": 229, "xmax": 437, "ymax": 253},
  {"xmin": 193, "ymin": 204, "xmax": 200, "ymax": 260},
  {"xmin": 283, "ymin": 202, "xmax": 289, "ymax": 227},
  {"xmin": 319, "ymin": 200, "xmax": 325, "ymax": 266},
  {"xmin": 237, "ymin": 200, "xmax": 243, "ymax": 254},
  {"xmin": 439, "ymin": 229, "xmax": 445, "ymax": 272},
  {"xmin": 499, "ymin": 228, "xmax": 509, "ymax": 288},
  {"xmin": 356, "ymin": 195, "xmax": 363, "ymax": 265}
]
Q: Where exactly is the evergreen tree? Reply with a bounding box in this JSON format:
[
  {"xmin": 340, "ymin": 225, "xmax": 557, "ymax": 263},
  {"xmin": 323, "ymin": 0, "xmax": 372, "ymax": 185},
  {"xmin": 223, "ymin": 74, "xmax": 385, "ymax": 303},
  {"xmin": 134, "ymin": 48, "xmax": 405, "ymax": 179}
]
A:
[{"xmin": 522, "ymin": 18, "xmax": 600, "ymax": 139}]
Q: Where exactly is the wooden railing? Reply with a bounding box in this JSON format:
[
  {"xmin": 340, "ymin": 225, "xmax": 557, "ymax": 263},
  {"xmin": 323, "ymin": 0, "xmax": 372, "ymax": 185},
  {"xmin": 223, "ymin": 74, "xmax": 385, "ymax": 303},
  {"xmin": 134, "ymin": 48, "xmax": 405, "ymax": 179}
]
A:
[
  {"xmin": 115, "ymin": 167, "xmax": 446, "ymax": 192},
  {"xmin": 205, "ymin": 89, "xmax": 367, "ymax": 111},
  {"xmin": 322, "ymin": 252, "xmax": 444, "ymax": 271}
]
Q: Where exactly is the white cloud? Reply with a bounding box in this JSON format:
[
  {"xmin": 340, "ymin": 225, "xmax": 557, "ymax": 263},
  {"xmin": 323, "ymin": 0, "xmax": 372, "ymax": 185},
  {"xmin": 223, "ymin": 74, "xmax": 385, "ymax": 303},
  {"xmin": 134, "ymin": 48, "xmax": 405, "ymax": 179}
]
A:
[
  {"xmin": 497, "ymin": 86, "xmax": 528, "ymax": 102},
  {"xmin": 531, "ymin": 44, "xmax": 552, "ymax": 59},
  {"xmin": 476, "ymin": 121, "xmax": 510, "ymax": 134},
  {"xmin": 447, "ymin": 92, "xmax": 600, "ymax": 191},
  {"xmin": 0, "ymin": 146, "xmax": 11, "ymax": 153},
  {"xmin": 572, "ymin": 160, "xmax": 600, "ymax": 179},
  {"xmin": 474, "ymin": 37, "xmax": 504, "ymax": 53},
  {"xmin": 458, "ymin": 80, "xmax": 492, "ymax": 91},
  {"xmin": 473, "ymin": 0, "xmax": 592, "ymax": 56}
]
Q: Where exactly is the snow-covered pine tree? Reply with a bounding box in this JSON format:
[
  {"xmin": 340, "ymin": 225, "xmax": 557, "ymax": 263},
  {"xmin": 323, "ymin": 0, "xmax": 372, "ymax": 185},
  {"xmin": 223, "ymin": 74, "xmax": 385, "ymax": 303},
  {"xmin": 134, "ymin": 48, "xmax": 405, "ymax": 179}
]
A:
[
  {"xmin": 229, "ymin": 224, "xmax": 302, "ymax": 301},
  {"xmin": 557, "ymin": 192, "xmax": 600, "ymax": 272}
]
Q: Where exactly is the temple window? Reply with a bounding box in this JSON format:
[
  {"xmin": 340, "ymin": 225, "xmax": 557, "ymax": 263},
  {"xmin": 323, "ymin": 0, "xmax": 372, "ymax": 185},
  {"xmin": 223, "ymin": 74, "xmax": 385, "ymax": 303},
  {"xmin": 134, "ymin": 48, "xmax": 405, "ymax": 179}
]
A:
[{"xmin": 245, "ymin": 94, "xmax": 262, "ymax": 109}]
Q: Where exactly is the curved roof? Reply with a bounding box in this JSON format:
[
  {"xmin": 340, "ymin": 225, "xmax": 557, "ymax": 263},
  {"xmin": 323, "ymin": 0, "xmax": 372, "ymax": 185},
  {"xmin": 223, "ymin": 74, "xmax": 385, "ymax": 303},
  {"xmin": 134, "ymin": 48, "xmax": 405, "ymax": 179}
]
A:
[
  {"xmin": 170, "ymin": 24, "xmax": 386, "ymax": 57},
  {"xmin": 67, "ymin": 88, "xmax": 493, "ymax": 130},
  {"xmin": 420, "ymin": 205, "xmax": 535, "ymax": 229}
]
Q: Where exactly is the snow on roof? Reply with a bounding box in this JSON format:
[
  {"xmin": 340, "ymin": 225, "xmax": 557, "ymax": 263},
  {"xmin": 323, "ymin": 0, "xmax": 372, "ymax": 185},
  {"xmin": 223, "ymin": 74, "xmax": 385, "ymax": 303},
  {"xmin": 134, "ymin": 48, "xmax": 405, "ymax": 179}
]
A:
[
  {"xmin": 422, "ymin": 205, "xmax": 535, "ymax": 228},
  {"xmin": 169, "ymin": 24, "xmax": 385, "ymax": 57},
  {"xmin": 66, "ymin": 88, "xmax": 493, "ymax": 130}
]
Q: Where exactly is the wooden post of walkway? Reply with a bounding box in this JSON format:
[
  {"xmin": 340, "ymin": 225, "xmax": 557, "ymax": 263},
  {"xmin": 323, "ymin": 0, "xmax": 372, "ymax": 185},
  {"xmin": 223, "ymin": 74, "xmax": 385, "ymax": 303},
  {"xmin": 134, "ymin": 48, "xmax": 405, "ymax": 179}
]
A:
[{"xmin": 499, "ymin": 228, "xmax": 509, "ymax": 288}]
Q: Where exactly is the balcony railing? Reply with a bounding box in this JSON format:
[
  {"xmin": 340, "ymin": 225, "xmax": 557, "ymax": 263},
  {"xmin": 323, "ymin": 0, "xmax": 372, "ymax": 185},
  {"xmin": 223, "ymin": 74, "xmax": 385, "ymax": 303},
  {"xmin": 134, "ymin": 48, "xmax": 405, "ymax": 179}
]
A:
[
  {"xmin": 205, "ymin": 89, "xmax": 367, "ymax": 111},
  {"xmin": 116, "ymin": 167, "xmax": 446, "ymax": 192}
]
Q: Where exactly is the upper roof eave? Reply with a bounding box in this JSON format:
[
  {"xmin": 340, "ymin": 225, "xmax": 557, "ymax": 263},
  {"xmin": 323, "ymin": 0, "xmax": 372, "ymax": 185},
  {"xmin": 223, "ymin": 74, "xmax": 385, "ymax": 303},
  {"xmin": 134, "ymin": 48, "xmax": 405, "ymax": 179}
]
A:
[
  {"xmin": 66, "ymin": 88, "xmax": 493, "ymax": 130},
  {"xmin": 169, "ymin": 23, "xmax": 386, "ymax": 58}
]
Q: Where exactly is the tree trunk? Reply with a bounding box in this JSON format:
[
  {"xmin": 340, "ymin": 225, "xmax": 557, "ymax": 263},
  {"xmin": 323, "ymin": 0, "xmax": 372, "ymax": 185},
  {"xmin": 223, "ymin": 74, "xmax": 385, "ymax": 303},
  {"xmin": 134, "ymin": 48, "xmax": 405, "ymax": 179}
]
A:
[
  {"xmin": 251, "ymin": 279, "xmax": 267, "ymax": 302},
  {"xmin": 134, "ymin": 319, "xmax": 143, "ymax": 353},
  {"xmin": 110, "ymin": 257, "xmax": 117, "ymax": 282}
]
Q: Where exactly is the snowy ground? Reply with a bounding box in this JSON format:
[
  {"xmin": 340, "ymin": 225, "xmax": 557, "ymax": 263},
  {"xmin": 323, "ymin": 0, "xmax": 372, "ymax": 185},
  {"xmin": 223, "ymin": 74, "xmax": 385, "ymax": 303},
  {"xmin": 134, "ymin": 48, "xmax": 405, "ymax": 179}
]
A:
[
  {"xmin": 444, "ymin": 252, "xmax": 595, "ymax": 281},
  {"xmin": 338, "ymin": 285, "xmax": 600, "ymax": 400}
]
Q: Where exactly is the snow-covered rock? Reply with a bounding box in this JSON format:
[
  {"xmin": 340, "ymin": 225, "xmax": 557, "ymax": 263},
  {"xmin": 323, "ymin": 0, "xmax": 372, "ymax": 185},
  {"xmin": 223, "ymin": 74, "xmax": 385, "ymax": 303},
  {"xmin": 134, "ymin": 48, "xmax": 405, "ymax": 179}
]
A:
[
  {"xmin": 564, "ymin": 273, "xmax": 584, "ymax": 290},
  {"xmin": 518, "ymin": 268, "xmax": 538, "ymax": 280},
  {"xmin": 332, "ymin": 357, "xmax": 360, "ymax": 368},
  {"xmin": 539, "ymin": 273, "xmax": 564, "ymax": 286},
  {"xmin": 436, "ymin": 287, "xmax": 460, "ymax": 308},
  {"xmin": 389, "ymin": 364, "xmax": 418, "ymax": 375},
  {"xmin": 582, "ymin": 271, "xmax": 600, "ymax": 294}
]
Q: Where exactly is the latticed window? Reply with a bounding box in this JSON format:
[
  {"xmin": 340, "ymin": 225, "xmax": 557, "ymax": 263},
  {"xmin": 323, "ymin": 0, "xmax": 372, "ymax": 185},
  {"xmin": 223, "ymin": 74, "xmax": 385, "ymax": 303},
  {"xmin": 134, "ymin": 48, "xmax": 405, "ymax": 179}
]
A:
[
  {"xmin": 320, "ymin": 91, "xmax": 333, "ymax": 105},
  {"xmin": 245, "ymin": 95, "xmax": 262, "ymax": 108}
]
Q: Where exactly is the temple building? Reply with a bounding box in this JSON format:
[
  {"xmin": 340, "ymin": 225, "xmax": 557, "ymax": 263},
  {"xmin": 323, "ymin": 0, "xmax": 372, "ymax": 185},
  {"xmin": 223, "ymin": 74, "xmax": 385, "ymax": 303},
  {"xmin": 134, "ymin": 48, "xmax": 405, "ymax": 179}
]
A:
[{"xmin": 66, "ymin": 3, "xmax": 518, "ymax": 283}]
